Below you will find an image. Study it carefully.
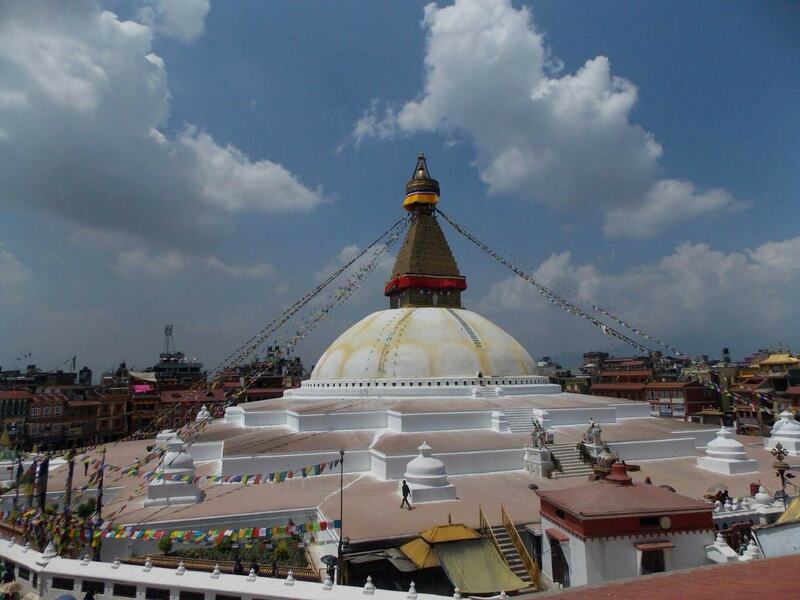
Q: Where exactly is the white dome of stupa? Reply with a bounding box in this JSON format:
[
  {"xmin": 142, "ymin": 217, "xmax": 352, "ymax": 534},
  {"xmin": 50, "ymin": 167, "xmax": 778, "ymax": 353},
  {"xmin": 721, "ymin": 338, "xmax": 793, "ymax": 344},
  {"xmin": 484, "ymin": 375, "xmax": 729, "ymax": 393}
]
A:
[
  {"xmin": 310, "ymin": 308, "xmax": 535, "ymax": 381},
  {"xmin": 405, "ymin": 442, "xmax": 448, "ymax": 486},
  {"xmin": 162, "ymin": 437, "xmax": 195, "ymax": 474},
  {"xmin": 195, "ymin": 404, "xmax": 212, "ymax": 423},
  {"xmin": 705, "ymin": 427, "xmax": 748, "ymax": 461},
  {"xmin": 772, "ymin": 411, "xmax": 800, "ymax": 440}
]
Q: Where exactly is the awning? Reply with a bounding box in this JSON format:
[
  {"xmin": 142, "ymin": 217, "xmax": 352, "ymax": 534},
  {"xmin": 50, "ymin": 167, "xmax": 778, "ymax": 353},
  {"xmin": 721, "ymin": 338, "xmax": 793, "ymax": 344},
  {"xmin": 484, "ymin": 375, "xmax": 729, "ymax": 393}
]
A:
[
  {"xmin": 634, "ymin": 541, "xmax": 675, "ymax": 551},
  {"xmin": 419, "ymin": 524, "xmax": 480, "ymax": 544},
  {"xmin": 546, "ymin": 527, "xmax": 570, "ymax": 542},
  {"xmin": 776, "ymin": 496, "xmax": 800, "ymax": 525},
  {"xmin": 436, "ymin": 539, "xmax": 526, "ymax": 595},
  {"xmin": 399, "ymin": 537, "xmax": 439, "ymax": 569},
  {"xmin": 130, "ymin": 371, "xmax": 157, "ymax": 383}
]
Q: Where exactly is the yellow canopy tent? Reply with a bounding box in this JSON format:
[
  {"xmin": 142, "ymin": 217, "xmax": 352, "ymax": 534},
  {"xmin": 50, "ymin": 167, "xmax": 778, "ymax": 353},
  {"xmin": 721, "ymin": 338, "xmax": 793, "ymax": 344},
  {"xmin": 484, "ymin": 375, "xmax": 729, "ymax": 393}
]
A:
[
  {"xmin": 776, "ymin": 496, "xmax": 800, "ymax": 524},
  {"xmin": 398, "ymin": 523, "xmax": 526, "ymax": 595},
  {"xmin": 419, "ymin": 524, "xmax": 480, "ymax": 544},
  {"xmin": 399, "ymin": 537, "xmax": 440, "ymax": 569}
]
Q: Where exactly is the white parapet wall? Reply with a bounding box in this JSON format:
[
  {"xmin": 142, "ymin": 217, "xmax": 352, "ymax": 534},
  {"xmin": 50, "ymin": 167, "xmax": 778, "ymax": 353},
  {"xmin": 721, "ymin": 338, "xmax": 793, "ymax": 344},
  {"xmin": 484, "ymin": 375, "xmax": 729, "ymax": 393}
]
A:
[
  {"xmin": 374, "ymin": 447, "xmax": 524, "ymax": 480},
  {"xmin": 611, "ymin": 403, "xmax": 651, "ymax": 419},
  {"xmin": 0, "ymin": 538, "xmax": 447, "ymax": 600},
  {"xmin": 608, "ymin": 437, "xmax": 697, "ymax": 461},
  {"xmin": 187, "ymin": 442, "xmax": 224, "ymax": 462},
  {"xmin": 222, "ymin": 450, "xmax": 371, "ymax": 477},
  {"xmin": 386, "ymin": 410, "xmax": 491, "ymax": 433},
  {"xmin": 546, "ymin": 407, "xmax": 618, "ymax": 426},
  {"xmin": 243, "ymin": 410, "xmax": 289, "ymax": 427},
  {"xmin": 288, "ymin": 411, "xmax": 389, "ymax": 432}
]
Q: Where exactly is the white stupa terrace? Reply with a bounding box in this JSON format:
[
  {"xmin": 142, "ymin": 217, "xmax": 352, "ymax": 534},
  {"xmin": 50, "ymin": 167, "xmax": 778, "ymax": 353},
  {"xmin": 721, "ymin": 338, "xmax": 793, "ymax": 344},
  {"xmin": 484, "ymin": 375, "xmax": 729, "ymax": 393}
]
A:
[{"xmin": 8, "ymin": 155, "xmax": 789, "ymax": 564}]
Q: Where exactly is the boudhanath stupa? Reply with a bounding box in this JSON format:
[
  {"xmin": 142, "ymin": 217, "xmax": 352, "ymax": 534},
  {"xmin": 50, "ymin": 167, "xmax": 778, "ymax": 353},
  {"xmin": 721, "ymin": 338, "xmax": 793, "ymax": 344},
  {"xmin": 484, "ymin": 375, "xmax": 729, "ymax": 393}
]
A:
[{"xmin": 28, "ymin": 156, "xmax": 785, "ymax": 577}]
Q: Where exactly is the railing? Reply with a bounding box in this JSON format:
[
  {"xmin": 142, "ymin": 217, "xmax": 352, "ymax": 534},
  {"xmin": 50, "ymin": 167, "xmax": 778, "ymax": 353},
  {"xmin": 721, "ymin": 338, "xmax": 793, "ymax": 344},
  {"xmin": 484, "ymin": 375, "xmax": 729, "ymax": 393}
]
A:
[
  {"xmin": 478, "ymin": 504, "xmax": 504, "ymax": 562},
  {"xmin": 501, "ymin": 503, "xmax": 540, "ymax": 591},
  {"xmin": 122, "ymin": 554, "xmax": 320, "ymax": 581}
]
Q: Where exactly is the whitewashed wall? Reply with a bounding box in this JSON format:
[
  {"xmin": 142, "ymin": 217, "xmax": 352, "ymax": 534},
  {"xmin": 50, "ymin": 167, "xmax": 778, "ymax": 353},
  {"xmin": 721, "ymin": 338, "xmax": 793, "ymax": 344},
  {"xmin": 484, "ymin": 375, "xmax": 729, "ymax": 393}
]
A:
[
  {"xmin": 374, "ymin": 448, "xmax": 523, "ymax": 480},
  {"xmin": 540, "ymin": 515, "xmax": 714, "ymax": 587},
  {"xmin": 386, "ymin": 411, "xmax": 490, "ymax": 433},
  {"xmin": 243, "ymin": 411, "xmax": 288, "ymax": 427},
  {"xmin": 289, "ymin": 411, "xmax": 387, "ymax": 432},
  {"xmin": 221, "ymin": 451, "xmax": 370, "ymax": 477},
  {"xmin": 0, "ymin": 539, "xmax": 445, "ymax": 600},
  {"xmin": 608, "ymin": 437, "xmax": 696, "ymax": 461}
]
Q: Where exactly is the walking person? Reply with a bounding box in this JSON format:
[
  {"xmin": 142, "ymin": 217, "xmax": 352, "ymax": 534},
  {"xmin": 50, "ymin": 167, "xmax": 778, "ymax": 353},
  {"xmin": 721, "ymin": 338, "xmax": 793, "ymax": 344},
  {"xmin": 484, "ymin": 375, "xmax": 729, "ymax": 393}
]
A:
[{"xmin": 400, "ymin": 480, "xmax": 412, "ymax": 510}]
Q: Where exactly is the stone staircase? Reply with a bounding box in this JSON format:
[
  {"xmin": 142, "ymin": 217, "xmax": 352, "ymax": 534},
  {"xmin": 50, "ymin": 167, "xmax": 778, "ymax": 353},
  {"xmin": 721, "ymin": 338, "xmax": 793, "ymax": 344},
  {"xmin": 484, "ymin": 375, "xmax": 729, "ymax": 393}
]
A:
[
  {"xmin": 499, "ymin": 407, "xmax": 535, "ymax": 433},
  {"xmin": 490, "ymin": 524, "xmax": 537, "ymax": 595},
  {"xmin": 549, "ymin": 443, "xmax": 594, "ymax": 479}
]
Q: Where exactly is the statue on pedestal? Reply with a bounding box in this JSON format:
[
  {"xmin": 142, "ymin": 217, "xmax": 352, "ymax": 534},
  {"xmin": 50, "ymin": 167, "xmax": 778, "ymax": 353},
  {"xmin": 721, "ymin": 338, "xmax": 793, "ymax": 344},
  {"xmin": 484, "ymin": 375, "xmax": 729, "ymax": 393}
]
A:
[
  {"xmin": 586, "ymin": 419, "xmax": 603, "ymax": 445},
  {"xmin": 531, "ymin": 418, "xmax": 548, "ymax": 450}
]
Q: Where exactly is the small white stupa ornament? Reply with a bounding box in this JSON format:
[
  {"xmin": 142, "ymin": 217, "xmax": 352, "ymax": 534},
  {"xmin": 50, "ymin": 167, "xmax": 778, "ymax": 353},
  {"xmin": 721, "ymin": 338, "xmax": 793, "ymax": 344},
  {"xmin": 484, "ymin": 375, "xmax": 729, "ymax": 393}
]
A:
[
  {"xmin": 403, "ymin": 442, "xmax": 457, "ymax": 503},
  {"xmin": 145, "ymin": 436, "xmax": 204, "ymax": 507},
  {"xmin": 697, "ymin": 427, "xmax": 759, "ymax": 475},
  {"xmin": 196, "ymin": 404, "xmax": 213, "ymax": 423},
  {"xmin": 765, "ymin": 410, "xmax": 800, "ymax": 456}
]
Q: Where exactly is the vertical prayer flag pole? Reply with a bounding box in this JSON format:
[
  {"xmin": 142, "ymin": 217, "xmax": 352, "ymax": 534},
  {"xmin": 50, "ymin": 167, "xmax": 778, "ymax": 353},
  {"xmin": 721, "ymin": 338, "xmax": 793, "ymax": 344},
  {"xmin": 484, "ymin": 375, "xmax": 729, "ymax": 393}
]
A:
[
  {"xmin": 26, "ymin": 458, "xmax": 38, "ymax": 508},
  {"xmin": 336, "ymin": 448, "xmax": 345, "ymax": 585},
  {"xmin": 63, "ymin": 449, "xmax": 75, "ymax": 516},
  {"xmin": 93, "ymin": 447, "xmax": 106, "ymax": 561},
  {"xmin": 12, "ymin": 448, "xmax": 22, "ymax": 510},
  {"xmin": 96, "ymin": 447, "xmax": 106, "ymax": 519}
]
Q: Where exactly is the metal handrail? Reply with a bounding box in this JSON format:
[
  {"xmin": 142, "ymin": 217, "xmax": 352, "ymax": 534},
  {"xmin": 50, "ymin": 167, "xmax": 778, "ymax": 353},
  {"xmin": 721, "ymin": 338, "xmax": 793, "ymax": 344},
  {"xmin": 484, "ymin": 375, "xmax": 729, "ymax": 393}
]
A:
[
  {"xmin": 478, "ymin": 504, "xmax": 504, "ymax": 562},
  {"xmin": 501, "ymin": 503, "xmax": 540, "ymax": 591}
]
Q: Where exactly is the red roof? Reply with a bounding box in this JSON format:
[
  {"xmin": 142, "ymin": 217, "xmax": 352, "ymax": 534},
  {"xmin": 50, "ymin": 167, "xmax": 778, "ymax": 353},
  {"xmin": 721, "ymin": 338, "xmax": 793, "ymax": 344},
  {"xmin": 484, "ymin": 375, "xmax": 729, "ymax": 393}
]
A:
[
  {"xmin": 591, "ymin": 383, "xmax": 647, "ymax": 391},
  {"xmin": 537, "ymin": 473, "xmax": 711, "ymax": 518},
  {"xmin": 599, "ymin": 370, "xmax": 652, "ymax": 378},
  {"xmin": 645, "ymin": 381, "xmax": 701, "ymax": 390},
  {"xmin": 160, "ymin": 389, "xmax": 225, "ymax": 404},
  {"xmin": 545, "ymin": 554, "xmax": 800, "ymax": 600},
  {"xmin": 30, "ymin": 393, "xmax": 68, "ymax": 404},
  {"xmin": 0, "ymin": 390, "xmax": 33, "ymax": 398}
]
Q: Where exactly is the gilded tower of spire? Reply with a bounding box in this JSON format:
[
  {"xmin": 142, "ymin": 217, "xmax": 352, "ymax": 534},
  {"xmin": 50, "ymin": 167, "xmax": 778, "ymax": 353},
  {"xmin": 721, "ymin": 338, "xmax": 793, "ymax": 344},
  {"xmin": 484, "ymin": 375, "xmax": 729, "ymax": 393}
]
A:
[{"xmin": 385, "ymin": 154, "xmax": 467, "ymax": 308}]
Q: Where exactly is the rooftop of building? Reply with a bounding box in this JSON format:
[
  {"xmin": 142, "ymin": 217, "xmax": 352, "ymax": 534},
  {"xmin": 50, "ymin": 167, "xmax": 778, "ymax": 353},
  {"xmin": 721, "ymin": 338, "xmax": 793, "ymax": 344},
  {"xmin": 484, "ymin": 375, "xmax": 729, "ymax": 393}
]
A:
[
  {"xmin": 536, "ymin": 463, "xmax": 711, "ymax": 518},
  {"xmin": 541, "ymin": 554, "xmax": 800, "ymax": 600}
]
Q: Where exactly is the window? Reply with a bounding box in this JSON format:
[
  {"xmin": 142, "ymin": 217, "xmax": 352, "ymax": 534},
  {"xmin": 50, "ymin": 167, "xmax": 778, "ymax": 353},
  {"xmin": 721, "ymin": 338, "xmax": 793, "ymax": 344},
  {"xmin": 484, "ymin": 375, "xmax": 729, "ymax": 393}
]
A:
[
  {"xmin": 53, "ymin": 423, "xmax": 61, "ymax": 433},
  {"xmin": 17, "ymin": 567, "xmax": 30, "ymax": 580},
  {"xmin": 216, "ymin": 595, "xmax": 241, "ymax": 600},
  {"xmin": 146, "ymin": 587, "xmax": 171, "ymax": 600},
  {"xmin": 82, "ymin": 580, "xmax": 105, "ymax": 594},
  {"xmin": 180, "ymin": 592, "xmax": 205, "ymax": 600},
  {"xmin": 640, "ymin": 550, "xmax": 666, "ymax": 575},
  {"xmin": 113, "ymin": 583, "xmax": 137, "ymax": 598},
  {"xmin": 31, "ymin": 407, "xmax": 40, "ymax": 417},
  {"xmin": 54, "ymin": 405, "xmax": 62, "ymax": 415},
  {"xmin": 52, "ymin": 577, "xmax": 74, "ymax": 590},
  {"xmin": 44, "ymin": 405, "xmax": 52, "ymax": 416}
]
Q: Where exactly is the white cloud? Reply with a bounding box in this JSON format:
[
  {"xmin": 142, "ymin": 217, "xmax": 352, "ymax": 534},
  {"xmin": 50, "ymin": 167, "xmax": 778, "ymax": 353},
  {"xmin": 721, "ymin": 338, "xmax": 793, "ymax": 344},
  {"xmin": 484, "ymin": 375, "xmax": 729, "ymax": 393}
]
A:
[
  {"xmin": 114, "ymin": 248, "xmax": 275, "ymax": 281},
  {"xmin": 603, "ymin": 180, "xmax": 739, "ymax": 238},
  {"xmin": 479, "ymin": 237, "xmax": 800, "ymax": 357},
  {"xmin": 179, "ymin": 128, "xmax": 323, "ymax": 213},
  {"xmin": 0, "ymin": 1, "xmax": 322, "ymax": 252},
  {"xmin": 137, "ymin": 0, "xmax": 211, "ymax": 43},
  {"xmin": 0, "ymin": 244, "xmax": 31, "ymax": 304},
  {"xmin": 354, "ymin": 0, "xmax": 737, "ymax": 238}
]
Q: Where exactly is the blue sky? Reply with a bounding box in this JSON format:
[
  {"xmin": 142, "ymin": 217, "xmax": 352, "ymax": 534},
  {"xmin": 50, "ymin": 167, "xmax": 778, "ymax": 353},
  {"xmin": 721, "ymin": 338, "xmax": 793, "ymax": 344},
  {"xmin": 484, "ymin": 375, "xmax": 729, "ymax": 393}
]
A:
[{"xmin": 0, "ymin": 0, "xmax": 798, "ymax": 375}]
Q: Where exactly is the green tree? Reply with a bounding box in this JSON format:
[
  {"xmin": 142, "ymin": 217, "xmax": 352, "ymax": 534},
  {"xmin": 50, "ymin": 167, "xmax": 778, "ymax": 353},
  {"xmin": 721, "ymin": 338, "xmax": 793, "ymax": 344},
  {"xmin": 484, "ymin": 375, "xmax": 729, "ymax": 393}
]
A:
[{"xmin": 157, "ymin": 537, "xmax": 173, "ymax": 555}]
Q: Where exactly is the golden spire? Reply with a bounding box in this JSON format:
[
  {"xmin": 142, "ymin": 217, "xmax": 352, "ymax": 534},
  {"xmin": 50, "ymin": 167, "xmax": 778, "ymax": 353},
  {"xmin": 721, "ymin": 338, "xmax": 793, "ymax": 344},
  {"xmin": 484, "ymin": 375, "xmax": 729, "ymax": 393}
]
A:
[{"xmin": 403, "ymin": 153, "xmax": 440, "ymax": 212}]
